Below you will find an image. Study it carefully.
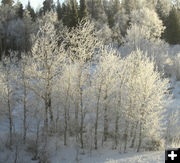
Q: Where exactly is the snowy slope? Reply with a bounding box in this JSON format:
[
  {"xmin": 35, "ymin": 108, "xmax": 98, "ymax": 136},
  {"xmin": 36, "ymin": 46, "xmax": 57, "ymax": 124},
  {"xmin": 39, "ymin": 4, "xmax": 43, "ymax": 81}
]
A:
[
  {"xmin": 81, "ymin": 151, "xmax": 164, "ymax": 163},
  {"xmin": 50, "ymin": 145, "xmax": 164, "ymax": 163}
]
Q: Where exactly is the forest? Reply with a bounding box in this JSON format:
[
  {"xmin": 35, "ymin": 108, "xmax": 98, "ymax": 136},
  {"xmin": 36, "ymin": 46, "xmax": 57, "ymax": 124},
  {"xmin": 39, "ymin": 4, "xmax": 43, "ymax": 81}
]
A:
[{"xmin": 0, "ymin": 0, "xmax": 180, "ymax": 163}]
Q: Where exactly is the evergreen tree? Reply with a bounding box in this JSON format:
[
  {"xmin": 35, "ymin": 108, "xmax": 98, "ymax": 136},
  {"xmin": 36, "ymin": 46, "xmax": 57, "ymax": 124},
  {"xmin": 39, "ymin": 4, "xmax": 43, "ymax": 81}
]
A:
[
  {"xmin": 165, "ymin": 7, "xmax": 180, "ymax": 44},
  {"xmin": 79, "ymin": 0, "xmax": 88, "ymax": 20},
  {"xmin": 43, "ymin": 0, "xmax": 54, "ymax": 14},
  {"xmin": 62, "ymin": 2, "xmax": 69, "ymax": 26},
  {"xmin": 1, "ymin": 0, "xmax": 14, "ymax": 6},
  {"xmin": 156, "ymin": 0, "xmax": 168, "ymax": 21},
  {"xmin": 156, "ymin": 0, "xmax": 171, "ymax": 39},
  {"xmin": 57, "ymin": 0, "xmax": 63, "ymax": 21},
  {"xmin": 62, "ymin": 1, "xmax": 72, "ymax": 27},
  {"xmin": 27, "ymin": 1, "xmax": 36, "ymax": 21},
  {"xmin": 23, "ymin": 9, "xmax": 34, "ymax": 51},
  {"xmin": 70, "ymin": 0, "xmax": 78, "ymax": 27},
  {"xmin": 86, "ymin": 0, "xmax": 107, "ymax": 22},
  {"xmin": 16, "ymin": 1, "xmax": 24, "ymax": 19},
  {"xmin": 62, "ymin": 0, "xmax": 78, "ymax": 27}
]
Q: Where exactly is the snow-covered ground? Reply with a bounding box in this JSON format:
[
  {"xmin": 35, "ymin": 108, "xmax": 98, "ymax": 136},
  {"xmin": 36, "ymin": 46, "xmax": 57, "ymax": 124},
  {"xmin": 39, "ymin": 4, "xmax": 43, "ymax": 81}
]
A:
[
  {"xmin": 0, "ymin": 142, "xmax": 164, "ymax": 163},
  {"xmin": 51, "ymin": 147, "xmax": 164, "ymax": 163}
]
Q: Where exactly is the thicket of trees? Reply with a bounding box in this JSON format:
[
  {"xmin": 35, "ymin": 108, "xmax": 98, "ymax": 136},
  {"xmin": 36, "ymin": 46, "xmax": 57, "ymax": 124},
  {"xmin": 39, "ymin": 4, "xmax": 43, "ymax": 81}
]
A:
[
  {"xmin": 0, "ymin": 10, "xmax": 171, "ymax": 160},
  {"xmin": 0, "ymin": 0, "xmax": 178, "ymax": 162}
]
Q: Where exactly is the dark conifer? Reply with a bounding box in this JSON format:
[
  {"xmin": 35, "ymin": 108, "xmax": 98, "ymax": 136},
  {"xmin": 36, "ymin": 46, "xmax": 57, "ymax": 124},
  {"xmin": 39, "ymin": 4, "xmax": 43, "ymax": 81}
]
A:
[
  {"xmin": 70, "ymin": 0, "xmax": 78, "ymax": 27},
  {"xmin": 79, "ymin": 0, "xmax": 88, "ymax": 20},
  {"xmin": 16, "ymin": 2, "xmax": 24, "ymax": 19},
  {"xmin": 27, "ymin": 1, "xmax": 36, "ymax": 21},
  {"xmin": 43, "ymin": 0, "xmax": 54, "ymax": 14},
  {"xmin": 165, "ymin": 7, "xmax": 180, "ymax": 44},
  {"xmin": 57, "ymin": 0, "xmax": 63, "ymax": 21}
]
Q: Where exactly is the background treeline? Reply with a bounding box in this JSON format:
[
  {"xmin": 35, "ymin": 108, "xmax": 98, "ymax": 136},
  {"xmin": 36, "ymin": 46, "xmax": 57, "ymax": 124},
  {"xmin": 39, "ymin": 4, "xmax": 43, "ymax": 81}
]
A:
[{"xmin": 1, "ymin": 0, "xmax": 180, "ymax": 58}]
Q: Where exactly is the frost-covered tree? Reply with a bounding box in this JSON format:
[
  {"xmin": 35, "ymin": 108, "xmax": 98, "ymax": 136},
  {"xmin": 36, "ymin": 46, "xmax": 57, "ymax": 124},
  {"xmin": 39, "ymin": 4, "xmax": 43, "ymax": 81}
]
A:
[
  {"xmin": 124, "ymin": 50, "xmax": 169, "ymax": 152},
  {"xmin": 91, "ymin": 47, "xmax": 120, "ymax": 149},
  {"xmin": 0, "ymin": 56, "xmax": 16, "ymax": 148},
  {"xmin": 55, "ymin": 63, "xmax": 73, "ymax": 146},
  {"xmin": 113, "ymin": 58, "xmax": 127, "ymax": 149},
  {"xmin": 122, "ymin": 7, "xmax": 167, "ymax": 71},
  {"xmin": 130, "ymin": 7, "xmax": 165, "ymax": 39},
  {"xmin": 26, "ymin": 12, "xmax": 66, "ymax": 132},
  {"xmin": 61, "ymin": 19, "xmax": 102, "ymax": 148},
  {"xmin": 123, "ymin": 24, "xmax": 168, "ymax": 72},
  {"xmin": 100, "ymin": 48, "xmax": 120, "ymax": 143},
  {"xmin": 16, "ymin": 54, "xmax": 31, "ymax": 144},
  {"xmin": 63, "ymin": 19, "xmax": 101, "ymax": 62}
]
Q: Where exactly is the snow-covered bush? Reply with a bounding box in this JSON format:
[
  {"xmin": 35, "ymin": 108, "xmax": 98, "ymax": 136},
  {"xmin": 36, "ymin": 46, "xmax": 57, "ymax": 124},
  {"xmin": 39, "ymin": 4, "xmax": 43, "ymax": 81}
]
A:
[{"xmin": 112, "ymin": 8, "xmax": 129, "ymax": 46}]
